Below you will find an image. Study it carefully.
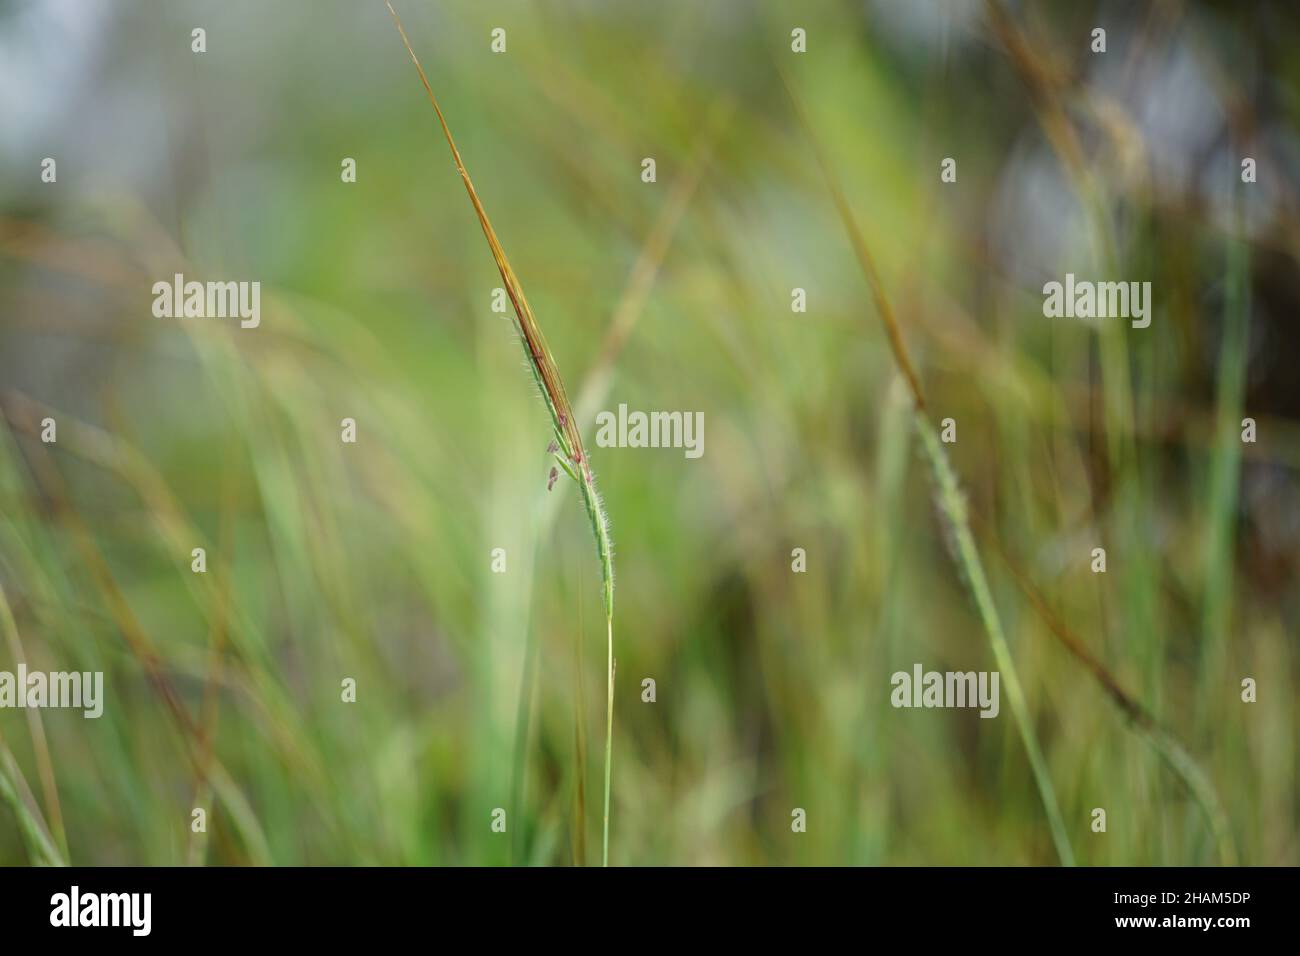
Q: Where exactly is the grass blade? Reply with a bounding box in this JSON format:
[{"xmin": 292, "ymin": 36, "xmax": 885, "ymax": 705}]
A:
[
  {"xmin": 385, "ymin": 0, "xmax": 617, "ymax": 865},
  {"xmin": 781, "ymin": 66, "xmax": 1075, "ymax": 865},
  {"xmin": 0, "ymin": 739, "xmax": 64, "ymax": 866}
]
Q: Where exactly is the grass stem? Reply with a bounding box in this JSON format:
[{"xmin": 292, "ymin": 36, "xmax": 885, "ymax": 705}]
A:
[{"xmin": 386, "ymin": 0, "xmax": 617, "ymax": 866}]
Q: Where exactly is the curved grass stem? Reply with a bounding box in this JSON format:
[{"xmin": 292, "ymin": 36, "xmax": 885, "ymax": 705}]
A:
[
  {"xmin": 916, "ymin": 418, "xmax": 1075, "ymax": 866},
  {"xmin": 603, "ymin": 615, "xmax": 614, "ymax": 867},
  {"xmin": 386, "ymin": 0, "xmax": 617, "ymax": 867}
]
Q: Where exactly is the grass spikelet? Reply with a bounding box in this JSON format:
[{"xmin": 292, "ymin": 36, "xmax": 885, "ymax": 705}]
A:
[
  {"xmin": 385, "ymin": 1, "xmax": 617, "ymax": 866},
  {"xmin": 780, "ymin": 65, "xmax": 1076, "ymax": 866}
]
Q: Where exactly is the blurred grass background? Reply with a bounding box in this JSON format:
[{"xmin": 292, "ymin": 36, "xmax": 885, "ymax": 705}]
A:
[{"xmin": 0, "ymin": 0, "xmax": 1297, "ymax": 865}]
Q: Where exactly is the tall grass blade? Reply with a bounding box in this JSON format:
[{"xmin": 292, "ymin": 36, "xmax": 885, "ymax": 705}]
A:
[
  {"xmin": 1199, "ymin": 220, "xmax": 1250, "ymax": 719},
  {"xmin": 781, "ymin": 66, "xmax": 1075, "ymax": 865},
  {"xmin": 385, "ymin": 0, "xmax": 617, "ymax": 865},
  {"xmin": 0, "ymin": 738, "xmax": 64, "ymax": 866}
]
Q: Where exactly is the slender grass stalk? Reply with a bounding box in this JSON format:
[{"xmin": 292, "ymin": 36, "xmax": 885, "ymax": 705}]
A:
[
  {"xmin": 0, "ymin": 584, "xmax": 65, "ymax": 867},
  {"xmin": 385, "ymin": 1, "xmax": 617, "ymax": 865},
  {"xmin": 1199, "ymin": 219, "xmax": 1250, "ymax": 722},
  {"xmin": 510, "ymin": 125, "xmax": 716, "ymax": 867},
  {"xmin": 981, "ymin": 0, "xmax": 1167, "ymax": 852},
  {"xmin": 980, "ymin": 516, "xmax": 1236, "ymax": 864},
  {"xmin": 915, "ymin": 421, "xmax": 1075, "ymax": 864},
  {"xmin": 2, "ymin": 387, "xmax": 314, "ymax": 862},
  {"xmin": 0, "ymin": 580, "xmax": 66, "ymax": 859},
  {"xmin": 0, "ymin": 554, "xmax": 65, "ymax": 874},
  {"xmin": 781, "ymin": 67, "xmax": 1075, "ymax": 865},
  {"xmin": 3, "ymin": 401, "xmax": 275, "ymax": 865},
  {"xmin": 571, "ymin": 579, "xmax": 588, "ymax": 866},
  {"xmin": 0, "ymin": 739, "xmax": 64, "ymax": 866}
]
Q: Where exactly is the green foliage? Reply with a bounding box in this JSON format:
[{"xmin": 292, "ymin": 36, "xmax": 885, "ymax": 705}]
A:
[{"xmin": 0, "ymin": 0, "xmax": 1294, "ymax": 866}]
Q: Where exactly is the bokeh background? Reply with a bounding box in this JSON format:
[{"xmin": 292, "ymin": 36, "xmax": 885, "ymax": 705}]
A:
[{"xmin": 1, "ymin": 0, "xmax": 1297, "ymax": 865}]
